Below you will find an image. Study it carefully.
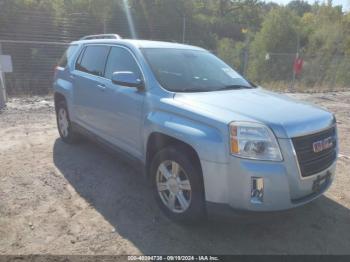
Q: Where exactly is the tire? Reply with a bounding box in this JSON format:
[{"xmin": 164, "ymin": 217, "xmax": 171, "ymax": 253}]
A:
[
  {"xmin": 150, "ymin": 145, "xmax": 206, "ymax": 223},
  {"xmin": 56, "ymin": 100, "xmax": 80, "ymax": 144}
]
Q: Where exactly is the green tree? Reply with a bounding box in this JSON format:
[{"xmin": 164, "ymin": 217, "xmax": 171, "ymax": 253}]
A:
[
  {"xmin": 248, "ymin": 7, "xmax": 300, "ymax": 82},
  {"xmin": 217, "ymin": 38, "xmax": 244, "ymax": 72},
  {"xmin": 301, "ymin": 4, "xmax": 349, "ymax": 87},
  {"xmin": 287, "ymin": 0, "xmax": 312, "ymax": 16}
]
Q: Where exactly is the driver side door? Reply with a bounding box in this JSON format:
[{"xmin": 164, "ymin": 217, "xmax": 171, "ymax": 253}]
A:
[{"xmin": 98, "ymin": 46, "xmax": 145, "ymax": 159}]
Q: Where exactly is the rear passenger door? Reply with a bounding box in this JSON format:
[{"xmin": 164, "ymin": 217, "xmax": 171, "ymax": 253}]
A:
[{"xmin": 72, "ymin": 45, "xmax": 110, "ymax": 133}]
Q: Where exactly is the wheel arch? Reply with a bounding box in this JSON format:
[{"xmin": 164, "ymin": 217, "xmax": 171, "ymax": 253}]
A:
[
  {"xmin": 54, "ymin": 89, "xmax": 76, "ymax": 122},
  {"xmin": 54, "ymin": 92, "xmax": 66, "ymax": 110},
  {"xmin": 143, "ymin": 111, "xmax": 228, "ymax": 164},
  {"xmin": 145, "ymin": 132, "xmax": 203, "ymax": 178}
]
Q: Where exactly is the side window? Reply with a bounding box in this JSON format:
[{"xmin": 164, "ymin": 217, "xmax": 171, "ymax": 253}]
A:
[
  {"xmin": 58, "ymin": 44, "xmax": 78, "ymax": 68},
  {"xmin": 104, "ymin": 47, "xmax": 142, "ymax": 80},
  {"xmin": 76, "ymin": 45, "xmax": 110, "ymax": 77}
]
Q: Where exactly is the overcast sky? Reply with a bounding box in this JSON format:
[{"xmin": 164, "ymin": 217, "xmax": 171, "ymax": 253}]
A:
[{"xmin": 269, "ymin": 0, "xmax": 350, "ymax": 11}]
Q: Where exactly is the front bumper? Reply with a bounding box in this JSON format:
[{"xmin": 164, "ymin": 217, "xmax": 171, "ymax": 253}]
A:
[{"xmin": 201, "ymin": 138, "xmax": 337, "ymax": 212}]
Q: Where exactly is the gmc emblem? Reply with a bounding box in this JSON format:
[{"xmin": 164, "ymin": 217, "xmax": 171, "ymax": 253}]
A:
[{"xmin": 313, "ymin": 136, "xmax": 333, "ymax": 153}]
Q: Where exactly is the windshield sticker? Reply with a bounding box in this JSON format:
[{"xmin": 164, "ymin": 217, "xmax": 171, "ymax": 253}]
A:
[{"xmin": 222, "ymin": 68, "xmax": 241, "ymax": 79}]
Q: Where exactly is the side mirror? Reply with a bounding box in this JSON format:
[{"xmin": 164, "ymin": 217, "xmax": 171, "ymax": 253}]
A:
[{"xmin": 111, "ymin": 71, "xmax": 144, "ymax": 89}]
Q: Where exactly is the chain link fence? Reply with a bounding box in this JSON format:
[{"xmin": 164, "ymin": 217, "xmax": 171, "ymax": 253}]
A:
[
  {"xmin": 1, "ymin": 11, "xmax": 349, "ymax": 96},
  {"xmin": 0, "ymin": 41, "xmax": 68, "ymax": 96},
  {"xmin": 0, "ymin": 7, "xmax": 192, "ymax": 97},
  {"xmin": 246, "ymin": 52, "xmax": 350, "ymax": 92}
]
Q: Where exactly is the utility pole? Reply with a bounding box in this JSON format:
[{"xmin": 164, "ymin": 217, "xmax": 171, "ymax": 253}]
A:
[
  {"xmin": 182, "ymin": 15, "xmax": 186, "ymax": 43},
  {"xmin": 174, "ymin": 6, "xmax": 186, "ymax": 43},
  {"xmin": 242, "ymin": 28, "xmax": 250, "ymax": 77},
  {"xmin": 0, "ymin": 42, "xmax": 7, "ymax": 109},
  {"xmin": 103, "ymin": 18, "xmax": 107, "ymax": 34}
]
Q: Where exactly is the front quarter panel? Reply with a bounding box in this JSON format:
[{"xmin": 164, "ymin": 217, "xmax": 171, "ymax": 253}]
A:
[
  {"xmin": 143, "ymin": 98, "xmax": 231, "ymax": 204},
  {"xmin": 144, "ymin": 108, "xmax": 228, "ymax": 164}
]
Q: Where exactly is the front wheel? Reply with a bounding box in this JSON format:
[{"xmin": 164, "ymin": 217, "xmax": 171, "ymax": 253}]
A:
[{"xmin": 150, "ymin": 146, "xmax": 206, "ymax": 222}]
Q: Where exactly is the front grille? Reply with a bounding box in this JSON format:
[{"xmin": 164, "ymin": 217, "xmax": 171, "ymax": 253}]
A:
[{"xmin": 292, "ymin": 127, "xmax": 337, "ymax": 177}]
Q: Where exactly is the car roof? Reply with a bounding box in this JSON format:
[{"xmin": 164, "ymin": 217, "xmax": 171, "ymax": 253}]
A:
[{"xmin": 71, "ymin": 39, "xmax": 206, "ymax": 51}]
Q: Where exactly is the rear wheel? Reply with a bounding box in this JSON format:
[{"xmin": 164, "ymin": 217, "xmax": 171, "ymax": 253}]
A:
[
  {"xmin": 150, "ymin": 145, "xmax": 206, "ymax": 222},
  {"xmin": 56, "ymin": 100, "xmax": 80, "ymax": 144}
]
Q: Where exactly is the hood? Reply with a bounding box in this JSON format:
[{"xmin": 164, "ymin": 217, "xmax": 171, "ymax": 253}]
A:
[{"xmin": 174, "ymin": 88, "xmax": 335, "ymax": 138}]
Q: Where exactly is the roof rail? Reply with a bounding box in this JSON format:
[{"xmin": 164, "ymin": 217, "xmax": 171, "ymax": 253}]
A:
[{"xmin": 80, "ymin": 34, "xmax": 122, "ymax": 40}]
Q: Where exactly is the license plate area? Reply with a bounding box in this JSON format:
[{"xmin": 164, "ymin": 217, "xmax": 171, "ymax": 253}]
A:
[{"xmin": 312, "ymin": 171, "xmax": 331, "ymax": 193}]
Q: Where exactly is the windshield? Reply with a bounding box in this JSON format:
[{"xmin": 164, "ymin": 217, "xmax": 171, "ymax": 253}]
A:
[{"xmin": 142, "ymin": 48, "xmax": 253, "ymax": 92}]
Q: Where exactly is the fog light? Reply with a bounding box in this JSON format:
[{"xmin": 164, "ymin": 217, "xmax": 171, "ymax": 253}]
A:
[{"xmin": 251, "ymin": 177, "xmax": 264, "ymax": 204}]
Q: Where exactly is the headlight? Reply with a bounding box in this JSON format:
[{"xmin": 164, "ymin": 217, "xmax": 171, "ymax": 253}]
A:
[{"xmin": 229, "ymin": 121, "xmax": 283, "ymax": 161}]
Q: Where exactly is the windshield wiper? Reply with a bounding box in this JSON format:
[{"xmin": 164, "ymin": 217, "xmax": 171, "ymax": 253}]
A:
[
  {"xmin": 217, "ymin": 85, "xmax": 252, "ymax": 91},
  {"xmin": 177, "ymin": 87, "xmax": 212, "ymax": 93},
  {"xmin": 173, "ymin": 84, "xmax": 252, "ymax": 93}
]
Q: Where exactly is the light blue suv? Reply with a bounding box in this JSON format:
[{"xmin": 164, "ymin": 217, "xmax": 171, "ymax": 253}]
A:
[{"xmin": 54, "ymin": 34, "xmax": 338, "ymax": 222}]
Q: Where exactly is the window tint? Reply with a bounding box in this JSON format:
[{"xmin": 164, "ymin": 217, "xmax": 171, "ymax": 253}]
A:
[
  {"xmin": 58, "ymin": 44, "xmax": 78, "ymax": 68},
  {"xmin": 105, "ymin": 47, "xmax": 141, "ymax": 79},
  {"xmin": 76, "ymin": 45, "xmax": 110, "ymax": 77}
]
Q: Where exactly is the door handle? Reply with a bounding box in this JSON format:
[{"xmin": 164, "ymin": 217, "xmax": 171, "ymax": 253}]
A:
[{"xmin": 97, "ymin": 84, "xmax": 106, "ymax": 91}]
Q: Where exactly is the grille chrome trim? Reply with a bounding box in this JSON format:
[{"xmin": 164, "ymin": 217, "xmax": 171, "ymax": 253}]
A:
[
  {"xmin": 291, "ymin": 126, "xmax": 337, "ymax": 178},
  {"xmin": 291, "ymin": 123, "xmax": 336, "ymax": 138}
]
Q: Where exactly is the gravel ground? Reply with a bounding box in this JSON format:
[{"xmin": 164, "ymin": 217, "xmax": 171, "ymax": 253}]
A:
[{"xmin": 0, "ymin": 92, "xmax": 350, "ymax": 255}]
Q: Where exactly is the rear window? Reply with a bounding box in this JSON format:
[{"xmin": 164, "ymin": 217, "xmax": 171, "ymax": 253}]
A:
[
  {"xmin": 75, "ymin": 45, "xmax": 110, "ymax": 77},
  {"xmin": 57, "ymin": 44, "xmax": 78, "ymax": 68}
]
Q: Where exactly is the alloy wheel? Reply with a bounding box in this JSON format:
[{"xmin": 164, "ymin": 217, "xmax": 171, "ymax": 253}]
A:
[
  {"xmin": 58, "ymin": 108, "xmax": 69, "ymax": 138},
  {"xmin": 156, "ymin": 160, "xmax": 192, "ymax": 213}
]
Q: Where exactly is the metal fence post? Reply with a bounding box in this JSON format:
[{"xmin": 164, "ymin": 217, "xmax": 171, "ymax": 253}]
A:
[
  {"xmin": 0, "ymin": 42, "xmax": 7, "ymax": 109},
  {"xmin": 182, "ymin": 15, "xmax": 186, "ymax": 43},
  {"xmin": 243, "ymin": 34, "xmax": 250, "ymax": 77}
]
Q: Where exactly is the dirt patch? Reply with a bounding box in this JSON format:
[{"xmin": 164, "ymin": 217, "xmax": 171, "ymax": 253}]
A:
[{"xmin": 0, "ymin": 92, "xmax": 350, "ymax": 255}]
